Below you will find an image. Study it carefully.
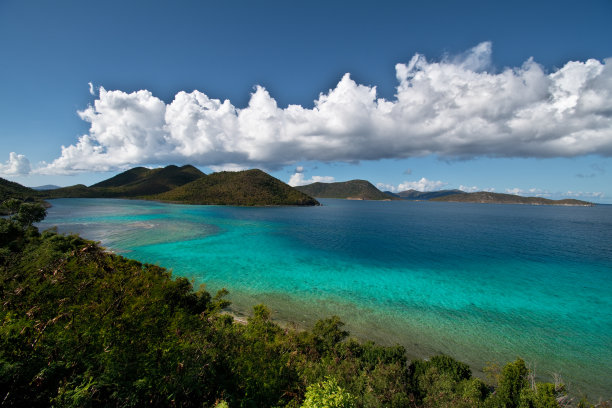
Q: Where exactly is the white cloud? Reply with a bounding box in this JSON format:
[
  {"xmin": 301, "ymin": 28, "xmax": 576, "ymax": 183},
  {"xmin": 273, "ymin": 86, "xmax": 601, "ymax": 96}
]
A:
[
  {"xmin": 398, "ymin": 178, "xmax": 447, "ymax": 192},
  {"xmin": 288, "ymin": 173, "xmax": 335, "ymax": 187},
  {"xmin": 459, "ymin": 185, "xmax": 480, "ymax": 193},
  {"xmin": 563, "ymin": 191, "xmax": 604, "ymax": 199},
  {"xmin": 380, "ymin": 178, "xmax": 447, "ymax": 192},
  {"xmin": 88, "ymin": 82, "xmax": 95, "ymax": 96},
  {"xmin": 0, "ymin": 152, "xmax": 31, "ymax": 176},
  {"xmin": 505, "ymin": 187, "xmax": 551, "ymax": 197},
  {"xmin": 38, "ymin": 43, "xmax": 612, "ymax": 174},
  {"xmin": 295, "ymin": 166, "xmax": 305, "ymax": 173},
  {"xmin": 376, "ymin": 183, "xmax": 397, "ymax": 192}
]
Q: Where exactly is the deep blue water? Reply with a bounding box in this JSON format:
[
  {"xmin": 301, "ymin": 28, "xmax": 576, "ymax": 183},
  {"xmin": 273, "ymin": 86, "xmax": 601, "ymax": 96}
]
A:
[{"xmin": 40, "ymin": 198, "xmax": 612, "ymax": 397}]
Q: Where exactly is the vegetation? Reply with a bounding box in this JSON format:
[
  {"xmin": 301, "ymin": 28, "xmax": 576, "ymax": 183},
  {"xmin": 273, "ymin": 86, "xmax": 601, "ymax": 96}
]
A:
[
  {"xmin": 430, "ymin": 192, "xmax": 593, "ymax": 206},
  {"xmin": 0, "ymin": 177, "xmax": 44, "ymax": 214},
  {"xmin": 295, "ymin": 180, "xmax": 398, "ymax": 200},
  {"xmin": 43, "ymin": 165, "xmax": 205, "ymax": 199},
  {"xmin": 39, "ymin": 165, "xmax": 319, "ymax": 206},
  {"xmin": 154, "ymin": 169, "xmax": 319, "ymax": 206},
  {"xmin": 393, "ymin": 189, "xmax": 464, "ymax": 200},
  {"xmin": 1, "ymin": 199, "xmax": 607, "ymax": 407}
]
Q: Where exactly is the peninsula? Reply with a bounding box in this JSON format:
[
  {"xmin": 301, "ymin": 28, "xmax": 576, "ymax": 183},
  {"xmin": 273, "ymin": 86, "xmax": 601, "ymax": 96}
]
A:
[{"xmin": 430, "ymin": 191, "xmax": 593, "ymax": 206}]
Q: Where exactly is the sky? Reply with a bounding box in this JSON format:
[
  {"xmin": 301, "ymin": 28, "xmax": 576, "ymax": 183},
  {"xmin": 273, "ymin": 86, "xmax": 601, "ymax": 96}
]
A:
[{"xmin": 1, "ymin": 0, "xmax": 611, "ymax": 202}]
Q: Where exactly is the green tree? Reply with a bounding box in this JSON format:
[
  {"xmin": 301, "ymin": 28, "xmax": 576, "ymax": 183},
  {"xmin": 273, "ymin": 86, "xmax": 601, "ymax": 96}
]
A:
[{"xmin": 302, "ymin": 377, "xmax": 356, "ymax": 408}]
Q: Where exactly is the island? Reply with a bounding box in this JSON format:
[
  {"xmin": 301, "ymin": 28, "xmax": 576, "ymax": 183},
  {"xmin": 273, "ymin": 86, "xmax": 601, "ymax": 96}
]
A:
[
  {"xmin": 295, "ymin": 179, "xmax": 399, "ymax": 200},
  {"xmin": 430, "ymin": 191, "xmax": 593, "ymax": 206},
  {"xmin": 31, "ymin": 165, "xmax": 319, "ymax": 206}
]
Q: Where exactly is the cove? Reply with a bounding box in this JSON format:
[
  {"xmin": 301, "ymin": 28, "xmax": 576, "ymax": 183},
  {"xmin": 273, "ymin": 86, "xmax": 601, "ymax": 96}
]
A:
[{"xmin": 40, "ymin": 198, "xmax": 612, "ymax": 398}]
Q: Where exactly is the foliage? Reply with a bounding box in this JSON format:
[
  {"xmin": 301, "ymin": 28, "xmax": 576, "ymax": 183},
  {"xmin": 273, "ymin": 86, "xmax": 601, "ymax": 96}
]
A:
[
  {"xmin": 0, "ymin": 179, "xmax": 44, "ymax": 214},
  {"xmin": 302, "ymin": 377, "xmax": 356, "ymax": 408},
  {"xmin": 295, "ymin": 179, "xmax": 398, "ymax": 200},
  {"xmin": 155, "ymin": 169, "xmax": 319, "ymax": 206}
]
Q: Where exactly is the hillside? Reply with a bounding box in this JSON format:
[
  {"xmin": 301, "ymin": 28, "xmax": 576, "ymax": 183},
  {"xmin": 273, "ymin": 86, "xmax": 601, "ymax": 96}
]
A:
[
  {"xmin": 431, "ymin": 191, "xmax": 594, "ymax": 206},
  {"xmin": 154, "ymin": 169, "xmax": 319, "ymax": 206},
  {"xmin": 44, "ymin": 164, "xmax": 205, "ymax": 199},
  {"xmin": 0, "ymin": 177, "xmax": 41, "ymax": 203},
  {"xmin": 397, "ymin": 189, "xmax": 463, "ymax": 200},
  {"xmin": 296, "ymin": 180, "xmax": 398, "ymax": 200},
  {"xmin": 0, "ymin": 178, "xmax": 44, "ymax": 214}
]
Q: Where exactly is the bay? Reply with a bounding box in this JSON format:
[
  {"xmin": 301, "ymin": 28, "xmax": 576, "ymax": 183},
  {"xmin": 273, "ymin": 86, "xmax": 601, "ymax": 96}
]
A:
[{"xmin": 40, "ymin": 198, "xmax": 612, "ymax": 398}]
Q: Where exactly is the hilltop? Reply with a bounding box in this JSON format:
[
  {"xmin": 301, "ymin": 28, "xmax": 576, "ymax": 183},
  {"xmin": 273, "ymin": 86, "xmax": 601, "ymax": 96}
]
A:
[
  {"xmin": 431, "ymin": 191, "xmax": 593, "ymax": 206},
  {"xmin": 296, "ymin": 180, "xmax": 398, "ymax": 200},
  {"xmin": 154, "ymin": 169, "xmax": 319, "ymax": 206},
  {"xmin": 44, "ymin": 164, "xmax": 205, "ymax": 199}
]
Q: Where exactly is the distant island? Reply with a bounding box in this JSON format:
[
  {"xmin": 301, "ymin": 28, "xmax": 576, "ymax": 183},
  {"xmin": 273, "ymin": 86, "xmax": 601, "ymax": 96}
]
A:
[
  {"xmin": 0, "ymin": 168, "xmax": 596, "ymax": 208},
  {"xmin": 430, "ymin": 191, "xmax": 593, "ymax": 206},
  {"xmin": 386, "ymin": 189, "xmax": 464, "ymax": 200},
  {"xmin": 296, "ymin": 179, "xmax": 400, "ymax": 200},
  {"xmin": 296, "ymin": 180, "xmax": 594, "ymax": 206},
  {"xmin": 0, "ymin": 165, "xmax": 319, "ymax": 207}
]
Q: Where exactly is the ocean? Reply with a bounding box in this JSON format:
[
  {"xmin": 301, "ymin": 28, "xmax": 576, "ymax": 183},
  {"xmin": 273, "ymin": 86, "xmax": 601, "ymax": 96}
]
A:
[{"xmin": 40, "ymin": 198, "xmax": 612, "ymax": 398}]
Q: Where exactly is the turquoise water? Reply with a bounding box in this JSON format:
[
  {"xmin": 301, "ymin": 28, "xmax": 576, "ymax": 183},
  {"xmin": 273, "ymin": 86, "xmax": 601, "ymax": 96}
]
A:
[{"xmin": 41, "ymin": 198, "xmax": 612, "ymax": 397}]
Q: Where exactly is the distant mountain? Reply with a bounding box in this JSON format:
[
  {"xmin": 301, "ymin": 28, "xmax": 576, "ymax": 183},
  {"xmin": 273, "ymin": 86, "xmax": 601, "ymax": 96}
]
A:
[
  {"xmin": 44, "ymin": 165, "xmax": 205, "ymax": 199},
  {"xmin": 296, "ymin": 180, "xmax": 398, "ymax": 200},
  {"xmin": 397, "ymin": 189, "xmax": 463, "ymax": 200},
  {"xmin": 431, "ymin": 191, "xmax": 594, "ymax": 206},
  {"xmin": 90, "ymin": 164, "xmax": 205, "ymax": 196},
  {"xmin": 154, "ymin": 169, "xmax": 319, "ymax": 206},
  {"xmin": 32, "ymin": 184, "xmax": 61, "ymax": 191}
]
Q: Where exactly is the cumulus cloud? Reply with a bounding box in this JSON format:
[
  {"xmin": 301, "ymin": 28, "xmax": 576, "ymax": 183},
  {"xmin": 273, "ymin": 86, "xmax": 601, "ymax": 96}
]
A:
[
  {"xmin": 505, "ymin": 187, "xmax": 551, "ymax": 197},
  {"xmin": 459, "ymin": 185, "xmax": 480, "ymax": 193},
  {"xmin": 295, "ymin": 166, "xmax": 305, "ymax": 173},
  {"xmin": 379, "ymin": 178, "xmax": 447, "ymax": 192},
  {"xmin": 0, "ymin": 152, "xmax": 31, "ymax": 176},
  {"xmin": 88, "ymin": 82, "xmax": 95, "ymax": 96},
  {"xmin": 288, "ymin": 173, "xmax": 335, "ymax": 187},
  {"xmin": 38, "ymin": 42, "xmax": 612, "ymax": 174}
]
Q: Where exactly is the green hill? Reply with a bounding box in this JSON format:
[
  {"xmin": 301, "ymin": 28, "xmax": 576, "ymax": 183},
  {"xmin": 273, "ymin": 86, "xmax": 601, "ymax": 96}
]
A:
[
  {"xmin": 431, "ymin": 191, "xmax": 594, "ymax": 206},
  {"xmin": 397, "ymin": 189, "xmax": 463, "ymax": 200},
  {"xmin": 154, "ymin": 169, "xmax": 319, "ymax": 206},
  {"xmin": 295, "ymin": 180, "xmax": 398, "ymax": 200},
  {"xmin": 0, "ymin": 178, "xmax": 45, "ymax": 214},
  {"xmin": 0, "ymin": 177, "xmax": 42, "ymax": 203},
  {"xmin": 44, "ymin": 164, "xmax": 205, "ymax": 199}
]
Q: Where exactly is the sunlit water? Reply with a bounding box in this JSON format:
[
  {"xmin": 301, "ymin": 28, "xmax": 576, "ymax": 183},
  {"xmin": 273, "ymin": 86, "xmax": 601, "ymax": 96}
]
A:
[{"xmin": 40, "ymin": 198, "xmax": 612, "ymax": 397}]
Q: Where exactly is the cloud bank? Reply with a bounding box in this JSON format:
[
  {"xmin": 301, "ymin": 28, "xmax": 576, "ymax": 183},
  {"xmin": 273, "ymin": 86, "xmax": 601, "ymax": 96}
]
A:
[{"xmin": 35, "ymin": 42, "xmax": 612, "ymax": 174}]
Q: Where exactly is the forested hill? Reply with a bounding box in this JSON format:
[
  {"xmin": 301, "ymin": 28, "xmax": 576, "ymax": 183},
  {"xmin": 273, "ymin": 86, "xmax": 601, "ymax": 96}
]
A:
[
  {"xmin": 431, "ymin": 191, "xmax": 594, "ymax": 206},
  {"xmin": 44, "ymin": 164, "xmax": 205, "ymax": 199},
  {"xmin": 296, "ymin": 180, "xmax": 398, "ymax": 200},
  {"xmin": 154, "ymin": 169, "xmax": 319, "ymax": 206},
  {"xmin": 396, "ymin": 189, "xmax": 464, "ymax": 200},
  {"xmin": 0, "ymin": 178, "xmax": 44, "ymax": 214}
]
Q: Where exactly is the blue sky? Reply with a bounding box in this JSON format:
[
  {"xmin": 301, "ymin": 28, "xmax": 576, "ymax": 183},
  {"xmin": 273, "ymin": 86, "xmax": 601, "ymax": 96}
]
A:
[{"xmin": 1, "ymin": 0, "xmax": 611, "ymax": 202}]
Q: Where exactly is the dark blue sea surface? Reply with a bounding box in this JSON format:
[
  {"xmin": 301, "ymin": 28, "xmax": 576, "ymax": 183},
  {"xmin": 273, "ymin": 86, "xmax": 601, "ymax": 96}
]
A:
[{"xmin": 41, "ymin": 198, "xmax": 612, "ymax": 397}]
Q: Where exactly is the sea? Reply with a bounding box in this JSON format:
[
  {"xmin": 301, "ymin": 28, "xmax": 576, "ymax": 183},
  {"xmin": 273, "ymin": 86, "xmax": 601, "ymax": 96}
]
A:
[{"xmin": 39, "ymin": 198, "xmax": 612, "ymax": 398}]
